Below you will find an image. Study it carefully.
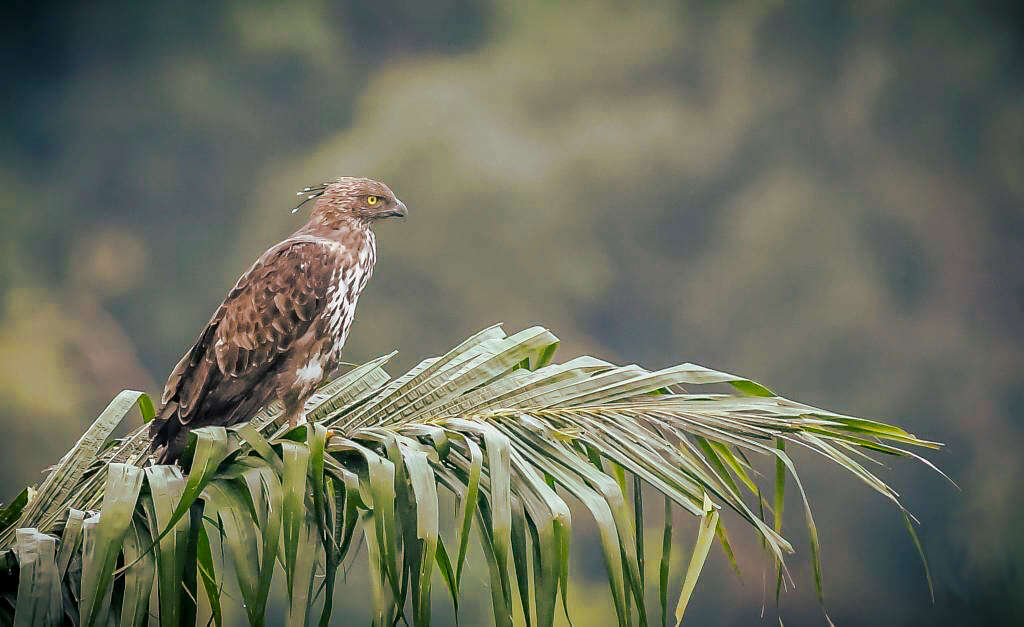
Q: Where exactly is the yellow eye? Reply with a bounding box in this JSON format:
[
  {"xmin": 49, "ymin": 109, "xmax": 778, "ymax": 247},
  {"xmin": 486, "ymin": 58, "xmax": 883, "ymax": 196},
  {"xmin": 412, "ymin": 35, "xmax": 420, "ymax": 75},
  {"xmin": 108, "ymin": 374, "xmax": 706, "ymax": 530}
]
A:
[{"xmin": 367, "ymin": 195, "xmax": 379, "ymax": 206}]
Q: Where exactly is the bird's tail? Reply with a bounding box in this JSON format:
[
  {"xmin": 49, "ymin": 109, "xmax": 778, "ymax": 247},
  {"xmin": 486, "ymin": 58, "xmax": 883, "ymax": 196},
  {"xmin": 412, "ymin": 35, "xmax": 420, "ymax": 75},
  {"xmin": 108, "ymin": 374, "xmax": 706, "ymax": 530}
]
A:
[{"xmin": 148, "ymin": 401, "xmax": 188, "ymax": 464}]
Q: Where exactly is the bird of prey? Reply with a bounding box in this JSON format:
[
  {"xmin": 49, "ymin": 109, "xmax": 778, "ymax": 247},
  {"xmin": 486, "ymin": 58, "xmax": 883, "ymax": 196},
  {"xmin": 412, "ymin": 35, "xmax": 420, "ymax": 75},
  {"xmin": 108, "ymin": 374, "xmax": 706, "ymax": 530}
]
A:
[{"xmin": 149, "ymin": 176, "xmax": 407, "ymax": 463}]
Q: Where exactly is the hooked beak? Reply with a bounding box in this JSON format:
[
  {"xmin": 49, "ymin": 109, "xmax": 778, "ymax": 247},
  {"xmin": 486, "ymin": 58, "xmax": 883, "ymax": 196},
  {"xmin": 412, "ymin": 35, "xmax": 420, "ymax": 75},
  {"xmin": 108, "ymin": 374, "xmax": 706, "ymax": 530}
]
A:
[{"xmin": 378, "ymin": 199, "xmax": 408, "ymax": 219}]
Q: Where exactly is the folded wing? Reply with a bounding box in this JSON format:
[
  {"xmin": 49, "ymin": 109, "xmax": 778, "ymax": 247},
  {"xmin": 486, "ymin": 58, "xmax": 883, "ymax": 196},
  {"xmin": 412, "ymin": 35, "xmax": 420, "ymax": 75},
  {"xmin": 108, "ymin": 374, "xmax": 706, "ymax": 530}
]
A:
[{"xmin": 150, "ymin": 239, "xmax": 338, "ymax": 459}]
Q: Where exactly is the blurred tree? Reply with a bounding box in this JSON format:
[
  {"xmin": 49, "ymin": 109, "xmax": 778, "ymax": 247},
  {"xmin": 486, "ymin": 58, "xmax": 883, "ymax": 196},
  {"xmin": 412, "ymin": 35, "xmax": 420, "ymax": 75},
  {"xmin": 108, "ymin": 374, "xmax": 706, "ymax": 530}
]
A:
[{"xmin": 1, "ymin": 0, "xmax": 1022, "ymax": 624}]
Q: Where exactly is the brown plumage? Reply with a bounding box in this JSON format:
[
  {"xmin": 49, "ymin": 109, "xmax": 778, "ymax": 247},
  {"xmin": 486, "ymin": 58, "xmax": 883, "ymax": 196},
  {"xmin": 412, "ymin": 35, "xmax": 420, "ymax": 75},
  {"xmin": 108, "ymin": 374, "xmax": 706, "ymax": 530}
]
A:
[{"xmin": 149, "ymin": 176, "xmax": 407, "ymax": 463}]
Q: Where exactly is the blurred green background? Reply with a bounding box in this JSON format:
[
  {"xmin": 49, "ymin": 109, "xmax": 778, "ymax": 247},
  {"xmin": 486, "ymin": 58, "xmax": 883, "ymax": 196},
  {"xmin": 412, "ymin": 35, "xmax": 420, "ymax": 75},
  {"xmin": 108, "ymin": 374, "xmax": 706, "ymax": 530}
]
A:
[{"xmin": 2, "ymin": 0, "xmax": 1022, "ymax": 624}]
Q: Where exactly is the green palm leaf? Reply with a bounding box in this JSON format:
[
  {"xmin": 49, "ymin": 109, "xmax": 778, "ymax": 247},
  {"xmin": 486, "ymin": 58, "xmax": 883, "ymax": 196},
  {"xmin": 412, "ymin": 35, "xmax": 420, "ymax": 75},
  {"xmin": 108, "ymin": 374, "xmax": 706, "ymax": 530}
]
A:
[{"xmin": 0, "ymin": 324, "xmax": 946, "ymax": 626}]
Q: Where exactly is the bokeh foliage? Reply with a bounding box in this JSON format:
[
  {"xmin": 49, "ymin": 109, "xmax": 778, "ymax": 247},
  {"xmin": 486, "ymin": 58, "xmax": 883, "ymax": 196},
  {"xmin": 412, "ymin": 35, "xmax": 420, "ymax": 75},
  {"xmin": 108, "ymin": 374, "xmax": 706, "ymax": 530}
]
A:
[{"xmin": 1, "ymin": 0, "xmax": 1022, "ymax": 624}]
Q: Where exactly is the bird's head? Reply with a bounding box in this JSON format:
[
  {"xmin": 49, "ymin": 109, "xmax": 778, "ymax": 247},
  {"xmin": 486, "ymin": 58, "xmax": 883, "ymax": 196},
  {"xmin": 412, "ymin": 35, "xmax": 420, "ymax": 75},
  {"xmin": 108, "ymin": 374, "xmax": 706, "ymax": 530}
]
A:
[{"xmin": 294, "ymin": 176, "xmax": 408, "ymax": 227}]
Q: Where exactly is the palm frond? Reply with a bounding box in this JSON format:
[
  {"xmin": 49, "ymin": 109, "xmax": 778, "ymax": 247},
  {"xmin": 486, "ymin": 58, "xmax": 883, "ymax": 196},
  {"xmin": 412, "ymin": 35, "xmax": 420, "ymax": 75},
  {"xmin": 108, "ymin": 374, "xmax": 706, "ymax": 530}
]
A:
[{"xmin": 0, "ymin": 325, "xmax": 945, "ymax": 626}]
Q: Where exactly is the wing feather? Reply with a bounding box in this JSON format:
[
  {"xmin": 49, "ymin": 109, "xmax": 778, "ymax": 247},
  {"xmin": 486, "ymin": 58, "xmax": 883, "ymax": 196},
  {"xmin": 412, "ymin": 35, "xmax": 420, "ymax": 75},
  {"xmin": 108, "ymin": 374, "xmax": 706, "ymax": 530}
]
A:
[{"xmin": 153, "ymin": 239, "xmax": 340, "ymax": 432}]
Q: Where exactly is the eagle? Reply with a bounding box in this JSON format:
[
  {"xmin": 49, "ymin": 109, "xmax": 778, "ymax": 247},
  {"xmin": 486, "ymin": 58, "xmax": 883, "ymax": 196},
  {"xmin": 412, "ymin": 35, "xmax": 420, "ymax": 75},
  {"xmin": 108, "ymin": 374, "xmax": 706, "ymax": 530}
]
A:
[{"xmin": 148, "ymin": 176, "xmax": 407, "ymax": 463}]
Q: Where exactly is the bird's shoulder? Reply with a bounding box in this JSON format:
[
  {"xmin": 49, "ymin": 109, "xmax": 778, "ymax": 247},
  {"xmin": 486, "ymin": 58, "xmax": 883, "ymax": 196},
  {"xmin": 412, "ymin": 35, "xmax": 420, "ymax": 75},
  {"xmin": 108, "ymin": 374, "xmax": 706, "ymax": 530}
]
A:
[
  {"xmin": 245, "ymin": 236, "xmax": 349, "ymax": 282},
  {"xmin": 211, "ymin": 238, "xmax": 345, "ymax": 367}
]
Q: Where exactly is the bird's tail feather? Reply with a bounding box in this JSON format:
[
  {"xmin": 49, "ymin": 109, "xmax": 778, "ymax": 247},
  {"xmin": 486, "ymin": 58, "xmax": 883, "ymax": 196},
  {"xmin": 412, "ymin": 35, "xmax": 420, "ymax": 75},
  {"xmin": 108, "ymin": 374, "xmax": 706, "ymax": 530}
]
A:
[{"xmin": 149, "ymin": 401, "xmax": 186, "ymax": 463}]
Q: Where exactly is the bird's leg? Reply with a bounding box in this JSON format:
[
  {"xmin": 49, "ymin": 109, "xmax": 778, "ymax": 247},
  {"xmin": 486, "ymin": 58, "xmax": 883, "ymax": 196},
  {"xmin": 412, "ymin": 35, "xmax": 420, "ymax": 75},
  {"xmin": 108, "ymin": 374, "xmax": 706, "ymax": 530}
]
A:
[
  {"xmin": 282, "ymin": 393, "xmax": 307, "ymax": 429},
  {"xmin": 287, "ymin": 410, "xmax": 307, "ymax": 429}
]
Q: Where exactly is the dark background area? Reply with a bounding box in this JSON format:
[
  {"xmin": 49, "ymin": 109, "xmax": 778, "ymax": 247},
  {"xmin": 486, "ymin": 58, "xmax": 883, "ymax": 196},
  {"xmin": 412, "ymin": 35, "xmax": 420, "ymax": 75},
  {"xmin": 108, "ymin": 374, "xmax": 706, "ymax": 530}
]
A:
[{"xmin": 1, "ymin": 1, "xmax": 1022, "ymax": 624}]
